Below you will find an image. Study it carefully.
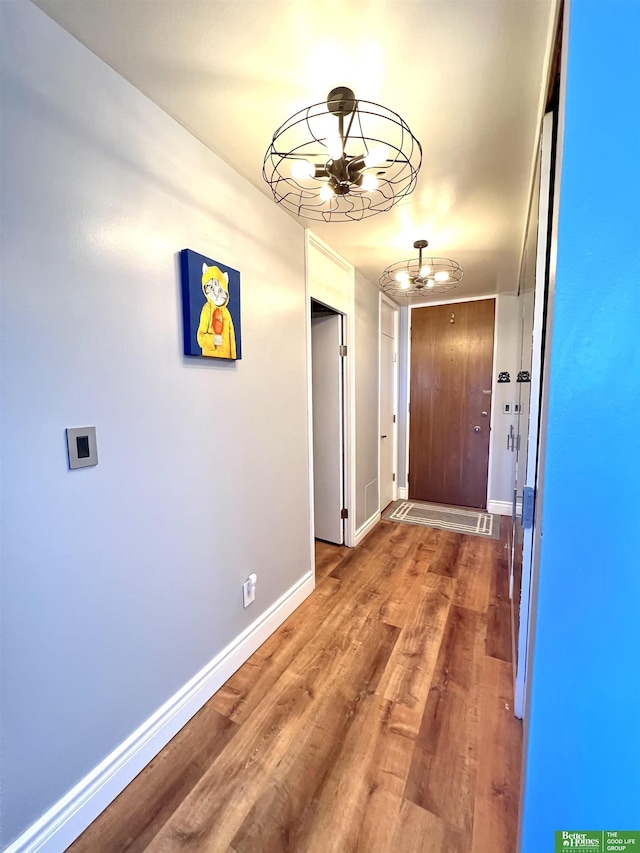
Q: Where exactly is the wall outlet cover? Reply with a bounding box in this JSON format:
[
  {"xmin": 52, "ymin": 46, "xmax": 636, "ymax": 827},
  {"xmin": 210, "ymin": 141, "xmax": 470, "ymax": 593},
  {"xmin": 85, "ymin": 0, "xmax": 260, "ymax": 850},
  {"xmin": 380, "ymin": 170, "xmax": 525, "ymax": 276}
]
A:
[{"xmin": 242, "ymin": 574, "xmax": 257, "ymax": 608}]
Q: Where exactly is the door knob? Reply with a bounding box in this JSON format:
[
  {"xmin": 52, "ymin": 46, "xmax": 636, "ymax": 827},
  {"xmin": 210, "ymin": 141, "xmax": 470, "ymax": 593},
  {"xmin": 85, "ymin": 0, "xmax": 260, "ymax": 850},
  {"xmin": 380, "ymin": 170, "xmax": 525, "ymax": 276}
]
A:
[{"xmin": 474, "ymin": 426, "xmax": 481, "ymax": 433}]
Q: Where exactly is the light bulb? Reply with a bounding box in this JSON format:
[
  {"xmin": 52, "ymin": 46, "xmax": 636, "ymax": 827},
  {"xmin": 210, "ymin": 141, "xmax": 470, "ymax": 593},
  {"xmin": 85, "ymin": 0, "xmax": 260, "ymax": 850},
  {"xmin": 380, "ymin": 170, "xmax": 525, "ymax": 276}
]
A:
[
  {"xmin": 395, "ymin": 271, "xmax": 410, "ymax": 283},
  {"xmin": 326, "ymin": 136, "xmax": 343, "ymax": 161},
  {"xmin": 290, "ymin": 159, "xmax": 315, "ymax": 180},
  {"xmin": 364, "ymin": 144, "xmax": 389, "ymax": 168},
  {"xmin": 399, "ymin": 279, "xmax": 411, "ymax": 290},
  {"xmin": 319, "ymin": 184, "xmax": 335, "ymax": 202},
  {"xmin": 426, "ymin": 281, "xmax": 435, "ymax": 288},
  {"xmin": 360, "ymin": 173, "xmax": 379, "ymax": 192},
  {"xmin": 419, "ymin": 265, "xmax": 431, "ymax": 277},
  {"xmin": 435, "ymin": 271, "xmax": 450, "ymax": 282}
]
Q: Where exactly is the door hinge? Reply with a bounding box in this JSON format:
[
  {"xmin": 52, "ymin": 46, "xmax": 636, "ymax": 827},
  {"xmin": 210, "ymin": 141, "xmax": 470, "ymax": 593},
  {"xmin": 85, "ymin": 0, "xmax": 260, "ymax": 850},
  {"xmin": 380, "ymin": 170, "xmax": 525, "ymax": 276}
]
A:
[
  {"xmin": 392, "ymin": 473, "xmax": 396, "ymax": 482},
  {"xmin": 393, "ymin": 414, "xmax": 396, "ymax": 423},
  {"xmin": 339, "ymin": 345, "xmax": 347, "ymax": 357},
  {"xmin": 341, "ymin": 507, "xmax": 349, "ymax": 519},
  {"xmin": 522, "ymin": 486, "xmax": 535, "ymax": 529},
  {"xmin": 393, "ymin": 352, "xmax": 397, "ymax": 363}
]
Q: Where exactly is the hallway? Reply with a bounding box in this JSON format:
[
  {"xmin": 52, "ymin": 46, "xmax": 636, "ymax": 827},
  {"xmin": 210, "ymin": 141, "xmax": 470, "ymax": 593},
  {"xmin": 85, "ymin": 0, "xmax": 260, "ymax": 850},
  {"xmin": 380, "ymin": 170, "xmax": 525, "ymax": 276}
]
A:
[{"xmin": 68, "ymin": 520, "xmax": 521, "ymax": 852}]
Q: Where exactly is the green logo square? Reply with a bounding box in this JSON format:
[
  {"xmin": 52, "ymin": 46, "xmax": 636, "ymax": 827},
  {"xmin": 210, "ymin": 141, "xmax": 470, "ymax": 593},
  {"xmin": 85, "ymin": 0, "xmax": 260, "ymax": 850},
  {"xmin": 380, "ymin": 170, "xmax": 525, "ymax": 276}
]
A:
[{"xmin": 556, "ymin": 832, "xmax": 640, "ymax": 852}]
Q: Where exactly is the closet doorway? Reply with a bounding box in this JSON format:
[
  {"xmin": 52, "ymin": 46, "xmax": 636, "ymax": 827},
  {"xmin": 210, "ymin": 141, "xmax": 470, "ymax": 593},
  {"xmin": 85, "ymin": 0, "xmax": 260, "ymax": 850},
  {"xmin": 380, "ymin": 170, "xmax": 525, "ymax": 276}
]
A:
[{"xmin": 311, "ymin": 299, "xmax": 346, "ymax": 545}]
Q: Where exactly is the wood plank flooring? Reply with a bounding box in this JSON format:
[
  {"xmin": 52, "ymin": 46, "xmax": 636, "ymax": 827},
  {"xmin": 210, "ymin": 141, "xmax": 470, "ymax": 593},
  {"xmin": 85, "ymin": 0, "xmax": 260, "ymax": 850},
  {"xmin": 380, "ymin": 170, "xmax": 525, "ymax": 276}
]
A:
[{"xmin": 67, "ymin": 519, "xmax": 521, "ymax": 853}]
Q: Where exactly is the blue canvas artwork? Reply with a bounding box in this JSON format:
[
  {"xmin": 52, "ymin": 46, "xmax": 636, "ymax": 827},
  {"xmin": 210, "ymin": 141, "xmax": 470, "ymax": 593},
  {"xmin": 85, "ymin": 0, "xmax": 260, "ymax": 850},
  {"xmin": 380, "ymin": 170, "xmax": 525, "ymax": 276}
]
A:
[{"xmin": 180, "ymin": 249, "xmax": 242, "ymax": 360}]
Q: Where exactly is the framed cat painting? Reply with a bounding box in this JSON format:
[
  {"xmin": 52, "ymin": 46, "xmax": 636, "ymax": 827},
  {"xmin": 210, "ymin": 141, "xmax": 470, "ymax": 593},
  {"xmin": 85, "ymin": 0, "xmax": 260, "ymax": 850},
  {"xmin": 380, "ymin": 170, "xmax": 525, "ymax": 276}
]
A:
[{"xmin": 180, "ymin": 249, "xmax": 242, "ymax": 360}]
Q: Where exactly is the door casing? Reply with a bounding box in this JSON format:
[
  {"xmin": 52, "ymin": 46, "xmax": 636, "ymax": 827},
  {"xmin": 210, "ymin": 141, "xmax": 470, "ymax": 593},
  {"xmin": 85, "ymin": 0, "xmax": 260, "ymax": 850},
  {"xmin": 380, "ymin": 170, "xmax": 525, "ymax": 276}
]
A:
[
  {"xmin": 404, "ymin": 294, "xmax": 500, "ymax": 511},
  {"xmin": 305, "ymin": 230, "xmax": 356, "ymax": 551},
  {"xmin": 379, "ymin": 294, "xmax": 399, "ymax": 511}
]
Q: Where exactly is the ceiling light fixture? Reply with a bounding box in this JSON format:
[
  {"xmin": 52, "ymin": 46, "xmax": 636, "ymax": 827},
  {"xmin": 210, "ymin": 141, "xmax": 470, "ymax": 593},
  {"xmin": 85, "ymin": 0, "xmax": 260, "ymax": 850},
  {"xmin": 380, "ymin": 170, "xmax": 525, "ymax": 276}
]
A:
[
  {"xmin": 379, "ymin": 240, "xmax": 463, "ymax": 297},
  {"xmin": 263, "ymin": 86, "xmax": 422, "ymax": 222}
]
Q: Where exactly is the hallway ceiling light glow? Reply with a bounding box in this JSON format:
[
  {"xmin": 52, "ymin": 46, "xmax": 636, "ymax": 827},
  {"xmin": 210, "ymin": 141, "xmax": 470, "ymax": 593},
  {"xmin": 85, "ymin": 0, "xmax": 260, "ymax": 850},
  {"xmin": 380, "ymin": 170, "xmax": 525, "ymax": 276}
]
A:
[
  {"xmin": 263, "ymin": 86, "xmax": 422, "ymax": 222},
  {"xmin": 379, "ymin": 239, "xmax": 463, "ymax": 297}
]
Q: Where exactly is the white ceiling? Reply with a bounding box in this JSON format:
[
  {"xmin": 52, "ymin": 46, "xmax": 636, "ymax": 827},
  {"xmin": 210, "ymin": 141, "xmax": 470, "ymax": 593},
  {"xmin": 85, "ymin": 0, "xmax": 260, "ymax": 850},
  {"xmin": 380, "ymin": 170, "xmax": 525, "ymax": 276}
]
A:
[{"xmin": 32, "ymin": 0, "xmax": 557, "ymax": 301}]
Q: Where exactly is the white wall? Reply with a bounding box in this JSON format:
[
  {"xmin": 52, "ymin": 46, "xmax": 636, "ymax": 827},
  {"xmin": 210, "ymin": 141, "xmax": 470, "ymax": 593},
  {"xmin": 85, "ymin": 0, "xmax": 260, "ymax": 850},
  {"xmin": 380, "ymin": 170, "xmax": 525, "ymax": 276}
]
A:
[
  {"xmin": 0, "ymin": 2, "xmax": 312, "ymax": 847},
  {"xmin": 307, "ymin": 234, "xmax": 354, "ymax": 316},
  {"xmin": 354, "ymin": 272, "xmax": 380, "ymax": 531}
]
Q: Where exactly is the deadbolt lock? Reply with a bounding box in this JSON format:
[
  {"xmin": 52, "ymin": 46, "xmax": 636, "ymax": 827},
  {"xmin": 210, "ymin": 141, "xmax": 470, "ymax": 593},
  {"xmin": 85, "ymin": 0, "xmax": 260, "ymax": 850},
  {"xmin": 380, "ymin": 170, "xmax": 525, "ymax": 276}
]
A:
[
  {"xmin": 481, "ymin": 411, "xmax": 488, "ymax": 417},
  {"xmin": 474, "ymin": 426, "xmax": 481, "ymax": 433}
]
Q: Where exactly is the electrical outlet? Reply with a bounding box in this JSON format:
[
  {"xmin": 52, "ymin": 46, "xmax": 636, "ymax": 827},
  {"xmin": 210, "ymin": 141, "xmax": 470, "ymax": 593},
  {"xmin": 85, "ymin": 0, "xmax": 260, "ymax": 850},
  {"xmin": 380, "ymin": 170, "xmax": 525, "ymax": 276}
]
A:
[{"xmin": 242, "ymin": 573, "xmax": 257, "ymax": 608}]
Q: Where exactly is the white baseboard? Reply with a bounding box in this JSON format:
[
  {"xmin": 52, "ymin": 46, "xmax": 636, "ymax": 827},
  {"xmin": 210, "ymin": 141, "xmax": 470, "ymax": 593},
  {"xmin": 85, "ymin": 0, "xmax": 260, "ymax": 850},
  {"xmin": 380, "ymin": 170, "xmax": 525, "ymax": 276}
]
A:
[
  {"xmin": 487, "ymin": 500, "xmax": 513, "ymax": 516},
  {"xmin": 5, "ymin": 571, "xmax": 315, "ymax": 853},
  {"xmin": 397, "ymin": 487, "xmax": 408, "ymax": 500},
  {"xmin": 354, "ymin": 511, "xmax": 381, "ymax": 546}
]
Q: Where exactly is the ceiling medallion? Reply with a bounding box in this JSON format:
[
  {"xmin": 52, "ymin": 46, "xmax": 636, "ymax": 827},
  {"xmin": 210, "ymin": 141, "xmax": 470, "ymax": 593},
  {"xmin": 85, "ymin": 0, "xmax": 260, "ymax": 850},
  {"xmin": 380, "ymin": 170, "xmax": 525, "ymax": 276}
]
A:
[
  {"xmin": 379, "ymin": 239, "xmax": 463, "ymax": 297},
  {"xmin": 263, "ymin": 86, "xmax": 422, "ymax": 222}
]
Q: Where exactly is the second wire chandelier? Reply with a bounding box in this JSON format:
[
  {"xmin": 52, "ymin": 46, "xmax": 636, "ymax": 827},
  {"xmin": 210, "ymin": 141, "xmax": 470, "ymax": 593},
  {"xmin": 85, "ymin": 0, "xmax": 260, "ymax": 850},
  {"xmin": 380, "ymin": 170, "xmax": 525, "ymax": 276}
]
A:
[
  {"xmin": 263, "ymin": 86, "xmax": 422, "ymax": 222},
  {"xmin": 379, "ymin": 240, "xmax": 463, "ymax": 297}
]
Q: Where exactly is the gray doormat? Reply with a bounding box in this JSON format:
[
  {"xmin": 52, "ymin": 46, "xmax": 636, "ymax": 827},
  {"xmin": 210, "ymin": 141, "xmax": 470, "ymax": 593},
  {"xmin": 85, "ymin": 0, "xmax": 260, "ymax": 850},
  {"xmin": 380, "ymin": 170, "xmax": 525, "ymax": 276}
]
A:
[{"xmin": 382, "ymin": 500, "xmax": 500, "ymax": 539}]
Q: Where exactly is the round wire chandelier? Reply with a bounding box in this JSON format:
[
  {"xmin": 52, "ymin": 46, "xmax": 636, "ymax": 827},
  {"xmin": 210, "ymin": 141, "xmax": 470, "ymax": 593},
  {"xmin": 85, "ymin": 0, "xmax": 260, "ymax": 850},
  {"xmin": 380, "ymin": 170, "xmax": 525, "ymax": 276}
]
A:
[
  {"xmin": 379, "ymin": 240, "xmax": 463, "ymax": 297},
  {"xmin": 263, "ymin": 86, "xmax": 422, "ymax": 222}
]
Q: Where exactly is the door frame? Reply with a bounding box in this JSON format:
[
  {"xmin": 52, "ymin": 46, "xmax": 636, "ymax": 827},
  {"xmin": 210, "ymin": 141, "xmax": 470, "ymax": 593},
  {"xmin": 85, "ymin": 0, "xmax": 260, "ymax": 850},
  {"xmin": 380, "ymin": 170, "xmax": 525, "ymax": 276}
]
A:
[
  {"xmin": 513, "ymin": 111, "xmax": 555, "ymax": 718},
  {"xmin": 404, "ymin": 294, "xmax": 500, "ymax": 510},
  {"xmin": 379, "ymin": 293, "xmax": 399, "ymax": 509},
  {"xmin": 310, "ymin": 309, "xmax": 345, "ymax": 545},
  {"xmin": 305, "ymin": 230, "xmax": 356, "ymax": 550}
]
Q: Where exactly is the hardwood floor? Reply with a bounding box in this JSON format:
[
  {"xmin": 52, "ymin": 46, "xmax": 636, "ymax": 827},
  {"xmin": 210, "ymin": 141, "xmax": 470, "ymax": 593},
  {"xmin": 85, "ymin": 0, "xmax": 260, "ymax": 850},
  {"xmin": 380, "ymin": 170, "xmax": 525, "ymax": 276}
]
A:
[{"xmin": 67, "ymin": 520, "xmax": 522, "ymax": 853}]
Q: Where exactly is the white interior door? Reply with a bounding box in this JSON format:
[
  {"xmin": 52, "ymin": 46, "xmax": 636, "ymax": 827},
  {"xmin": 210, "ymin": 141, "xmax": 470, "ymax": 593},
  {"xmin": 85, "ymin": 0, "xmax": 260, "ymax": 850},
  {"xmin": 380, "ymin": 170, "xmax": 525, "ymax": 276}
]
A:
[
  {"xmin": 380, "ymin": 300, "xmax": 397, "ymax": 510},
  {"xmin": 514, "ymin": 111, "xmax": 555, "ymax": 717},
  {"xmin": 311, "ymin": 314, "xmax": 344, "ymax": 544}
]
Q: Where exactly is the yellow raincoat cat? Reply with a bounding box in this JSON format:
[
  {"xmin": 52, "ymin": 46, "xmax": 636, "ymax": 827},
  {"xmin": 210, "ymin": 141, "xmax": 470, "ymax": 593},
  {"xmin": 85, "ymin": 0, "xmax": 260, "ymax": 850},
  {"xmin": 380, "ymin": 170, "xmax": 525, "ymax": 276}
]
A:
[{"xmin": 197, "ymin": 263, "xmax": 236, "ymax": 359}]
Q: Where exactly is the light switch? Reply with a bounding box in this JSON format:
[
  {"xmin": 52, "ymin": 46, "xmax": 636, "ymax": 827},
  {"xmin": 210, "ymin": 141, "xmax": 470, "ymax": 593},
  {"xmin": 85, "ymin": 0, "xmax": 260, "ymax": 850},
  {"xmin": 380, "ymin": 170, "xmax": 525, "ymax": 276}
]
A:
[
  {"xmin": 66, "ymin": 427, "xmax": 98, "ymax": 469},
  {"xmin": 503, "ymin": 403, "xmax": 511, "ymax": 414},
  {"xmin": 76, "ymin": 435, "xmax": 90, "ymax": 458}
]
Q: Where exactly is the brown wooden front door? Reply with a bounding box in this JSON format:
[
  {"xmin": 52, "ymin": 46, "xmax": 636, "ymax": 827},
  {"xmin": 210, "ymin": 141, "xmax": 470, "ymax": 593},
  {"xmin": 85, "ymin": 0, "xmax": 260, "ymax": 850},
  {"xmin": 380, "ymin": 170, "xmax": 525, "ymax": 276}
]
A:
[{"xmin": 409, "ymin": 299, "xmax": 495, "ymax": 509}]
